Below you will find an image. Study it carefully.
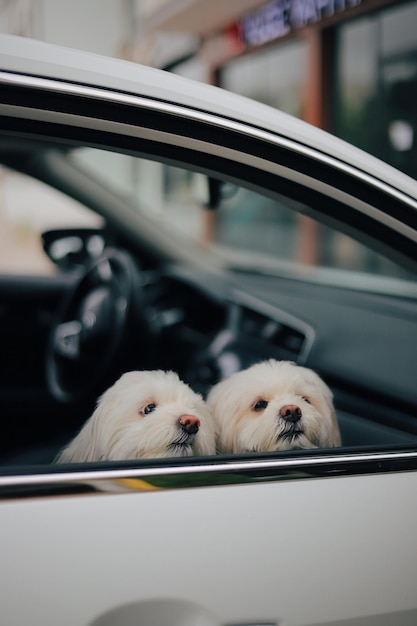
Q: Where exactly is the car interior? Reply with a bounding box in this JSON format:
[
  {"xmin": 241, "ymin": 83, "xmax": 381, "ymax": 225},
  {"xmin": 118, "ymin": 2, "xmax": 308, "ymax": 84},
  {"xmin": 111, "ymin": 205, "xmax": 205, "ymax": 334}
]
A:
[{"xmin": 1, "ymin": 136, "xmax": 417, "ymax": 470}]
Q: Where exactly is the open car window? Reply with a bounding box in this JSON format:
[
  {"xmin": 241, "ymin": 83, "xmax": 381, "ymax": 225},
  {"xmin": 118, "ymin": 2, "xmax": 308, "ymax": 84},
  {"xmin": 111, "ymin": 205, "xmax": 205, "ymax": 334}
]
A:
[
  {"xmin": 1, "ymin": 141, "xmax": 417, "ymax": 473},
  {"xmin": 2, "ymin": 146, "xmax": 417, "ymax": 292},
  {"xmin": 73, "ymin": 149, "xmax": 416, "ymax": 290},
  {"xmin": 73, "ymin": 147, "xmax": 417, "ymax": 291}
]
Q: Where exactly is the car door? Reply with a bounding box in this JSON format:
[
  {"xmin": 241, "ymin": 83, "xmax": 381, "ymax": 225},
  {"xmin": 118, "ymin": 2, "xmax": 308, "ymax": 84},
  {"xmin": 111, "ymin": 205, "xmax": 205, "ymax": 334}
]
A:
[{"xmin": 1, "ymin": 36, "xmax": 417, "ymax": 626}]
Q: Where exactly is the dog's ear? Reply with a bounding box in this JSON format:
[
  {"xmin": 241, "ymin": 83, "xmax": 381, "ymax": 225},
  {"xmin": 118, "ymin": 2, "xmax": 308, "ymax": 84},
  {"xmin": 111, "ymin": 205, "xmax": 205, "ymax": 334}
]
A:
[
  {"xmin": 315, "ymin": 375, "xmax": 342, "ymax": 447},
  {"xmin": 206, "ymin": 379, "xmax": 239, "ymax": 453},
  {"xmin": 325, "ymin": 406, "xmax": 342, "ymax": 447},
  {"xmin": 54, "ymin": 408, "xmax": 103, "ymax": 463},
  {"xmin": 298, "ymin": 366, "xmax": 342, "ymax": 447}
]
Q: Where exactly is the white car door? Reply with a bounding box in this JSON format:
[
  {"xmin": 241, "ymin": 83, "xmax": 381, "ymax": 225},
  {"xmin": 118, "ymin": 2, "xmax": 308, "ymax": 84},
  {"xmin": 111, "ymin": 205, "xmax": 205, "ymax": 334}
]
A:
[
  {"xmin": 1, "ymin": 455, "xmax": 417, "ymax": 626},
  {"xmin": 1, "ymin": 35, "xmax": 417, "ymax": 626}
]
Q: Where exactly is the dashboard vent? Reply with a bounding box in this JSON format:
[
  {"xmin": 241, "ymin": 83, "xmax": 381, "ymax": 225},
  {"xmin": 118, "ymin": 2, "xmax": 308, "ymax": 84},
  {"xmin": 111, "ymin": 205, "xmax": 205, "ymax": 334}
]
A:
[{"xmin": 238, "ymin": 304, "xmax": 311, "ymax": 362}]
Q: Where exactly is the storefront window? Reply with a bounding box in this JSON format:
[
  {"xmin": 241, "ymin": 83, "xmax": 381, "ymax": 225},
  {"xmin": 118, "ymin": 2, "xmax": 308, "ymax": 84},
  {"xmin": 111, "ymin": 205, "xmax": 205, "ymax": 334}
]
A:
[
  {"xmin": 381, "ymin": 2, "xmax": 417, "ymax": 56},
  {"xmin": 220, "ymin": 39, "xmax": 307, "ymax": 117},
  {"xmin": 334, "ymin": 17, "xmax": 377, "ymax": 154},
  {"xmin": 335, "ymin": 1, "xmax": 417, "ymax": 179}
]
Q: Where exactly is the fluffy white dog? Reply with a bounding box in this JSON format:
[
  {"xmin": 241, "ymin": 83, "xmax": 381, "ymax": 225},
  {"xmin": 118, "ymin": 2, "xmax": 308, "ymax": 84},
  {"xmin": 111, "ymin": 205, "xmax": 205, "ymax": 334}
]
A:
[
  {"xmin": 55, "ymin": 370, "xmax": 216, "ymax": 463},
  {"xmin": 206, "ymin": 359, "xmax": 341, "ymax": 453}
]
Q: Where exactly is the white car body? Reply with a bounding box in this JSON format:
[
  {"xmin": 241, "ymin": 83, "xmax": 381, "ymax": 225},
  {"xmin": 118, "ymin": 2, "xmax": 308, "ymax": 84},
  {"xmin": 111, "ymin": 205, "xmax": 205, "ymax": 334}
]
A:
[{"xmin": 0, "ymin": 35, "xmax": 417, "ymax": 626}]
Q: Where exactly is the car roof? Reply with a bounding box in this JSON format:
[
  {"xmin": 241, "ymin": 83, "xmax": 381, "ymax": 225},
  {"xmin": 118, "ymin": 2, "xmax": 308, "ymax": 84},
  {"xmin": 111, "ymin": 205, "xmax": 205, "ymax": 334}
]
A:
[{"xmin": 1, "ymin": 33, "xmax": 417, "ymax": 203}]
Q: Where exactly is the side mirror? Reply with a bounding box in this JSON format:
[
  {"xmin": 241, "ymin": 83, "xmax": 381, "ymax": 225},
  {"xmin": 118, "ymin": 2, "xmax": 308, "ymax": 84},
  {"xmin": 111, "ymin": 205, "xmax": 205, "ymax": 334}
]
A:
[
  {"xmin": 192, "ymin": 174, "xmax": 238, "ymax": 209},
  {"xmin": 42, "ymin": 228, "xmax": 106, "ymax": 271}
]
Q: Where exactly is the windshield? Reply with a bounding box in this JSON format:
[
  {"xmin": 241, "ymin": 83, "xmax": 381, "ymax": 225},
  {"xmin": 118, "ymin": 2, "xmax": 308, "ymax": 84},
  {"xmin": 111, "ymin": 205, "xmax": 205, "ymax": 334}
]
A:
[{"xmin": 69, "ymin": 147, "xmax": 417, "ymax": 295}]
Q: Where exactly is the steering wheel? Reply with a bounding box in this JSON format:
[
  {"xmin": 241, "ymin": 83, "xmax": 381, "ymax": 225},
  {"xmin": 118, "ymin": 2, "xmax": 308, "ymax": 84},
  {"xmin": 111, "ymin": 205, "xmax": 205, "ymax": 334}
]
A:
[{"xmin": 46, "ymin": 248, "xmax": 152, "ymax": 404}]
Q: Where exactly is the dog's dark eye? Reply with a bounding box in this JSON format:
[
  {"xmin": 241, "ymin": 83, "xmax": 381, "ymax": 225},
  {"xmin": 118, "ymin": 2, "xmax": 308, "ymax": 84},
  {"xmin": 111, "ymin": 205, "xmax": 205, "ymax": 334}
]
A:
[
  {"xmin": 143, "ymin": 403, "xmax": 157, "ymax": 415},
  {"xmin": 302, "ymin": 396, "xmax": 311, "ymax": 404},
  {"xmin": 253, "ymin": 399, "xmax": 268, "ymax": 411}
]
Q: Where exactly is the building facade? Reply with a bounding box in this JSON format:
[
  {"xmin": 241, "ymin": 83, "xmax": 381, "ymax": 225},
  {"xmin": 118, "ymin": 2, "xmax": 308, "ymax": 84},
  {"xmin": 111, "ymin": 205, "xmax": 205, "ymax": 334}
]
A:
[{"xmin": 140, "ymin": 0, "xmax": 417, "ymax": 180}]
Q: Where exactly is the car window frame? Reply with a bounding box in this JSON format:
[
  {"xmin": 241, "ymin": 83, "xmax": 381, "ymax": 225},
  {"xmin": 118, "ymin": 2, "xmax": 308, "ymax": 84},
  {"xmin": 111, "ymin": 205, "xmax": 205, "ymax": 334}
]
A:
[
  {"xmin": 1, "ymin": 70, "xmax": 417, "ymax": 272},
  {"xmin": 1, "ymin": 70, "xmax": 417, "ymax": 494}
]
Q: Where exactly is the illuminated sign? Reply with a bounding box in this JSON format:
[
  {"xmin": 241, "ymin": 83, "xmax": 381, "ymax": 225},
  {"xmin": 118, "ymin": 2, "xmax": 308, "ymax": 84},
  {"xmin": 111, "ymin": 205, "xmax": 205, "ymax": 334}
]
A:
[{"xmin": 233, "ymin": 0, "xmax": 363, "ymax": 48}]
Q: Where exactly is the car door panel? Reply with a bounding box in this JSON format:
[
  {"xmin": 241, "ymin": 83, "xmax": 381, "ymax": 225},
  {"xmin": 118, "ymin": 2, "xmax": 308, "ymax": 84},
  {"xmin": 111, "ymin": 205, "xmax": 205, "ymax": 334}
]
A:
[{"xmin": 1, "ymin": 468, "xmax": 416, "ymax": 626}]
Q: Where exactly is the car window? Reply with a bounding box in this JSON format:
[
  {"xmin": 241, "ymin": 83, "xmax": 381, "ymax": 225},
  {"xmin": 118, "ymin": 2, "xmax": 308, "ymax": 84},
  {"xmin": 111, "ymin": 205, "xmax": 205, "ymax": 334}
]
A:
[
  {"xmin": 1, "ymin": 141, "xmax": 417, "ymax": 471},
  {"xmin": 72, "ymin": 148, "xmax": 417, "ymax": 294},
  {"xmin": 0, "ymin": 166, "xmax": 102, "ymax": 275},
  {"xmin": 1, "ymin": 145, "xmax": 415, "ymax": 292}
]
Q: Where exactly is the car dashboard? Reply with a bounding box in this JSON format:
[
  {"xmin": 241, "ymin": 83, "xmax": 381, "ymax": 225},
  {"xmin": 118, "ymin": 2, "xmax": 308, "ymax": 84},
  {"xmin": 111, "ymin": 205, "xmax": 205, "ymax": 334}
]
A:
[{"xmin": 142, "ymin": 262, "xmax": 417, "ymax": 450}]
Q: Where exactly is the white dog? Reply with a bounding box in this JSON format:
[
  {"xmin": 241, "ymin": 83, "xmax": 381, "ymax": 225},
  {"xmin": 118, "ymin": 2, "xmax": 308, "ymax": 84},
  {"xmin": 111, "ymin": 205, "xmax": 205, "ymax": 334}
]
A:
[
  {"xmin": 55, "ymin": 370, "xmax": 216, "ymax": 463},
  {"xmin": 206, "ymin": 359, "xmax": 341, "ymax": 454}
]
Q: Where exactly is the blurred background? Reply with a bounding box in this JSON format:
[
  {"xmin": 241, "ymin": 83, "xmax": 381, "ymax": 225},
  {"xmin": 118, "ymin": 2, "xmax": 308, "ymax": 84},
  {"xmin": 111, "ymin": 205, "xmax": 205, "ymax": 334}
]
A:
[{"xmin": 0, "ymin": 0, "xmax": 416, "ymax": 274}]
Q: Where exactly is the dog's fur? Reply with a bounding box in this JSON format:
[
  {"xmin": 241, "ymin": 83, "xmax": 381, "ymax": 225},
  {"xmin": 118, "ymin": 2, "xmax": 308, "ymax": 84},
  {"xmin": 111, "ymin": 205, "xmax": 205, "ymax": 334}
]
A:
[
  {"xmin": 55, "ymin": 370, "xmax": 216, "ymax": 463},
  {"xmin": 206, "ymin": 359, "xmax": 341, "ymax": 453}
]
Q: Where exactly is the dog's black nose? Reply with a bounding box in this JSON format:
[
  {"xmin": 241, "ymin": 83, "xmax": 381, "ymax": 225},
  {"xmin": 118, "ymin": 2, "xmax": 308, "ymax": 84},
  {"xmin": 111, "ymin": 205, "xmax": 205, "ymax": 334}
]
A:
[
  {"xmin": 179, "ymin": 414, "xmax": 200, "ymax": 435},
  {"xmin": 280, "ymin": 405, "xmax": 302, "ymax": 423}
]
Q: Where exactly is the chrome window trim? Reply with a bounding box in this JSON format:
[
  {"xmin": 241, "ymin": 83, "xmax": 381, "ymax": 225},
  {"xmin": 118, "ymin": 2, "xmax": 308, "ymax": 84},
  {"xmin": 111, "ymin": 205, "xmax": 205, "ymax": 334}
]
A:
[
  {"xmin": 2, "ymin": 102, "xmax": 416, "ymax": 245},
  {"xmin": 1, "ymin": 71, "xmax": 417, "ymax": 217},
  {"xmin": 1, "ymin": 450, "xmax": 417, "ymax": 500}
]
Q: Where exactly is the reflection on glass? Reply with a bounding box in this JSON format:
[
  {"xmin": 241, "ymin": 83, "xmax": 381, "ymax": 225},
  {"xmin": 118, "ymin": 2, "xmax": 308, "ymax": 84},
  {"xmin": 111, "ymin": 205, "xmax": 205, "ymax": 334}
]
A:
[{"xmin": 220, "ymin": 39, "xmax": 307, "ymax": 117}]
